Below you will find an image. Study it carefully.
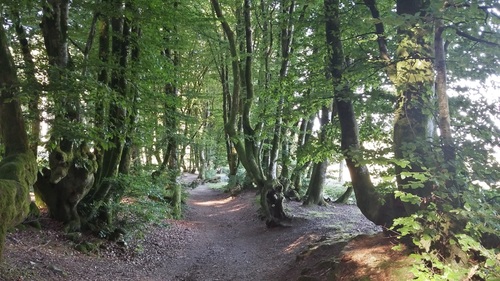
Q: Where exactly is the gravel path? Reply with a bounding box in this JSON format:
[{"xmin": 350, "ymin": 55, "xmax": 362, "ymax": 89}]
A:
[{"xmin": 1, "ymin": 174, "xmax": 380, "ymax": 281}]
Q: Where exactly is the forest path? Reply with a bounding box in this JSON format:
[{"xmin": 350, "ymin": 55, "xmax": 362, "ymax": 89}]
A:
[
  {"xmin": 1, "ymin": 174, "xmax": 380, "ymax": 281},
  {"xmin": 133, "ymin": 173, "xmax": 380, "ymax": 281}
]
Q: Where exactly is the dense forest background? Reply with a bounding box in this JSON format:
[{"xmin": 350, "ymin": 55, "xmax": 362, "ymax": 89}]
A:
[{"xmin": 0, "ymin": 0, "xmax": 499, "ymax": 279}]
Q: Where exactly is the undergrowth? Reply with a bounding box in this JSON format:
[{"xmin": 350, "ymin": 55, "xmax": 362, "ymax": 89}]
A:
[{"xmin": 111, "ymin": 172, "xmax": 188, "ymax": 239}]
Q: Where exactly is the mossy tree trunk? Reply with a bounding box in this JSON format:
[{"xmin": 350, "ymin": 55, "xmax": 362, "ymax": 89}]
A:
[
  {"xmin": 81, "ymin": 1, "xmax": 132, "ymax": 227},
  {"xmin": 161, "ymin": 78, "xmax": 182, "ymax": 217},
  {"xmin": 393, "ymin": 0, "xmax": 435, "ymax": 214},
  {"xmin": 159, "ymin": 77, "xmax": 182, "ymax": 217},
  {"xmin": 34, "ymin": 0, "xmax": 99, "ymax": 232},
  {"xmin": 0, "ymin": 22, "xmax": 38, "ymax": 260}
]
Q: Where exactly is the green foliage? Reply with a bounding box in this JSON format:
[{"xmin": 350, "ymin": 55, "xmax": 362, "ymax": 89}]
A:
[
  {"xmin": 392, "ymin": 177, "xmax": 500, "ymax": 280},
  {"xmin": 0, "ymin": 0, "xmax": 498, "ymax": 276},
  {"xmin": 105, "ymin": 172, "xmax": 183, "ymax": 238},
  {"xmin": 324, "ymin": 182, "xmax": 355, "ymax": 203}
]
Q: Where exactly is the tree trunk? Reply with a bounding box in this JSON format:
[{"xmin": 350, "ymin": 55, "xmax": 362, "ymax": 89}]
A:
[
  {"xmin": 290, "ymin": 115, "xmax": 314, "ymax": 192},
  {"xmin": 304, "ymin": 106, "xmax": 330, "ymax": 206},
  {"xmin": 334, "ymin": 186, "xmax": 353, "ymax": 203},
  {"xmin": 164, "ymin": 82, "xmax": 181, "ymax": 218},
  {"xmin": 0, "ymin": 22, "xmax": 38, "ymax": 259},
  {"xmin": 393, "ymin": 0, "xmax": 435, "ymax": 213},
  {"xmin": 338, "ymin": 160, "xmax": 344, "ymax": 183},
  {"xmin": 35, "ymin": 0, "xmax": 99, "ymax": 231},
  {"xmin": 325, "ymin": 0, "xmax": 400, "ymax": 226},
  {"xmin": 434, "ymin": 14, "xmax": 463, "ymax": 206},
  {"xmin": 12, "ymin": 10, "xmax": 42, "ymax": 156},
  {"xmin": 92, "ymin": 5, "xmax": 129, "ymax": 192},
  {"xmin": 79, "ymin": 3, "xmax": 131, "ymax": 228},
  {"xmin": 118, "ymin": 25, "xmax": 141, "ymax": 175},
  {"xmin": 304, "ymin": 161, "xmax": 328, "ymax": 206}
]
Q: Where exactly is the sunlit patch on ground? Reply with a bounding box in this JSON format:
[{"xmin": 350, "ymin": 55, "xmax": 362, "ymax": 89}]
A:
[
  {"xmin": 192, "ymin": 197, "xmax": 234, "ymax": 206},
  {"xmin": 285, "ymin": 234, "xmax": 320, "ymax": 254}
]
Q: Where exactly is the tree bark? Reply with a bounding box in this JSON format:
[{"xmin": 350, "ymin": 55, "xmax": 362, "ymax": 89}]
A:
[
  {"xmin": 0, "ymin": 22, "xmax": 38, "ymax": 259},
  {"xmin": 35, "ymin": 0, "xmax": 99, "ymax": 231},
  {"xmin": 304, "ymin": 106, "xmax": 330, "ymax": 206},
  {"xmin": 434, "ymin": 14, "xmax": 463, "ymax": 206},
  {"xmin": 12, "ymin": 10, "xmax": 42, "ymax": 156},
  {"xmin": 393, "ymin": 0, "xmax": 435, "ymax": 213},
  {"xmin": 325, "ymin": 0, "xmax": 400, "ymax": 226}
]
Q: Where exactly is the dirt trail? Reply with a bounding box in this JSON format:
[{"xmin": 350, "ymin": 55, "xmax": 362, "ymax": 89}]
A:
[{"xmin": 1, "ymin": 174, "xmax": 380, "ymax": 281}]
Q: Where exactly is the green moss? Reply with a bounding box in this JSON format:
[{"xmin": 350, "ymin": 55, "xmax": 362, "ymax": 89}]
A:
[
  {"xmin": 28, "ymin": 201, "xmax": 40, "ymax": 217},
  {"xmin": 0, "ymin": 153, "xmax": 37, "ymax": 188},
  {"xmin": 0, "ymin": 152, "xmax": 37, "ymax": 260},
  {"xmin": 75, "ymin": 241, "xmax": 99, "ymax": 254}
]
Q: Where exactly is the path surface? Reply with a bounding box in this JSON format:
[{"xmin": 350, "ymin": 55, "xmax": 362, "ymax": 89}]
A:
[{"xmin": 1, "ymin": 174, "xmax": 380, "ymax": 281}]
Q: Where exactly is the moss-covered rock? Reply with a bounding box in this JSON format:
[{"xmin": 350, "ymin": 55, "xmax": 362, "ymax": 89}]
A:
[{"xmin": 0, "ymin": 152, "xmax": 37, "ymax": 260}]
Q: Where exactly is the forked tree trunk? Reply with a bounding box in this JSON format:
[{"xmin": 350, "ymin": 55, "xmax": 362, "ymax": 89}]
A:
[
  {"xmin": 35, "ymin": 0, "xmax": 99, "ymax": 232},
  {"xmin": 211, "ymin": 0, "xmax": 288, "ymax": 226}
]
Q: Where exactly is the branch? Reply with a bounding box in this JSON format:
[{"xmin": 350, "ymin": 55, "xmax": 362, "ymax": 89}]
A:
[
  {"xmin": 452, "ymin": 27, "xmax": 500, "ymax": 47},
  {"xmin": 68, "ymin": 37, "xmax": 85, "ymax": 54},
  {"xmin": 362, "ymin": 0, "xmax": 396, "ymax": 83},
  {"xmin": 478, "ymin": 5, "xmax": 500, "ymax": 20},
  {"xmin": 362, "ymin": 0, "xmax": 390, "ymax": 62},
  {"xmin": 83, "ymin": 12, "xmax": 100, "ymax": 59}
]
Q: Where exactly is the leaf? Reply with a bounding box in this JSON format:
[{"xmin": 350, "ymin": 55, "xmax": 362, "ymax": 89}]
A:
[
  {"xmin": 485, "ymin": 258, "xmax": 496, "ymax": 267},
  {"xmin": 391, "ymin": 158, "xmax": 411, "ymax": 168},
  {"xmin": 394, "ymin": 190, "xmax": 421, "ymax": 205},
  {"xmin": 420, "ymin": 234, "xmax": 432, "ymax": 252}
]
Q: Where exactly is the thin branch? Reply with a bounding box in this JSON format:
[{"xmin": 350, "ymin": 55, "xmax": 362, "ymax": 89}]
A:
[
  {"xmin": 452, "ymin": 27, "xmax": 500, "ymax": 47},
  {"xmin": 362, "ymin": 0, "xmax": 390, "ymax": 62},
  {"xmin": 68, "ymin": 37, "xmax": 85, "ymax": 54},
  {"xmin": 83, "ymin": 12, "xmax": 100, "ymax": 59},
  {"xmin": 361, "ymin": 0, "xmax": 397, "ymax": 84}
]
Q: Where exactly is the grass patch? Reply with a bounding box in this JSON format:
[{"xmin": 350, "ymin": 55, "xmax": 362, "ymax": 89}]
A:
[
  {"xmin": 206, "ymin": 181, "xmax": 227, "ymax": 191},
  {"xmin": 324, "ymin": 181, "xmax": 356, "ymax": 204}
]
